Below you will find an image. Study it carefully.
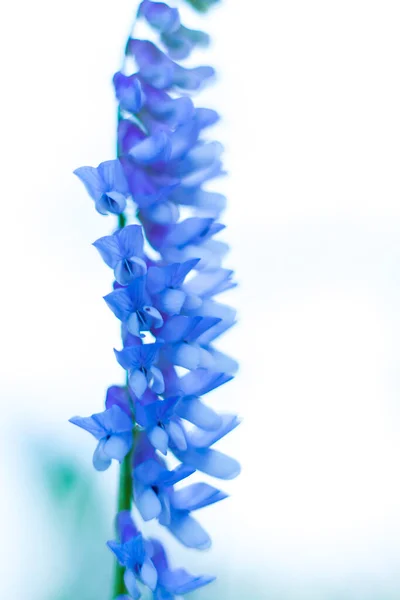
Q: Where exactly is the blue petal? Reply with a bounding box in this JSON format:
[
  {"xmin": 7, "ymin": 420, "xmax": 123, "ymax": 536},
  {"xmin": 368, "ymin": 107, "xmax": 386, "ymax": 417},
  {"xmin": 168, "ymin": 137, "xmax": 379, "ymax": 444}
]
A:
[
  {"xmin": 129, "ymin": 131, "xmax": 171, "ymax": 165},
  {"xmin": 114, "ymin": 256, "xmax": 147, "ymax": 286},
  {"xmin": 171, "ymin": 482, "xmax": 227, "ymax": 511},
  {"xmin": 117, "ymin": 224, "xmax": 145, "ymax": 258},
  {"xmin": 161, "ymin": 25, "xmax": 210, "ymax": 60},
  {"xmin": 103, "ymin": 433, "xmax": 132, "ymax": 463},
  {"xmin": 139, "ymin": 0, "xmax": 180, "ymax": 33},
  {"xmin": 175, "ymin": 396, "xmax": 222, "ymax": 431},
  {"xmin": 179, "ymin": 368, "xmax": 233, "ymax": 396},
  {"xmin": 147, "ymin": 266, "xmax": 168, "ymax": 294},
  {"xmin": 157, "ymin": 315, "xmax": 191, "ymax": 343},
  {"xmin": 129, "ymin": 369, "xmax": 148, "ymax": 398},
  {"xmin": 141, "ymin": 201, "xmax": 179, "ymax": 225},
  {"xmin": 194, "ymin": 107, "xmax": 220, "ymax": 129},
  {"xmin": 136, "ymin": 486, "xmax": 162, "ymax": 521},
  {"xmin": 174, "ymin": 446, "xmax": 240, "ymax": 480},
  {"xmin": 148, "ymin": 425, "xmax": 168, "ymax": 454},
  {"xmin": 105, "ymin": 385, "xmax": 132, "ymax": 416},
  {"xmin": 93, "ymin": 235, "xmax": 122, "ymax": 269},
  {"xmin": 104, "ymin": 288, "xmax": 135, "ymax": 322},
  {"xmin": 166, "ymin": 420, "xmax": 187, "ymax": 451},
  {"xmin": 184, "ymin": 268, "xmax": 235, "ymax": 298},
  {"xmin": 140, "ymin": 557, "xmax": 158, "ymax": 591},
  {"xmin": 170, "ymin": 342, "xmax": 200, "ymax": 370},
  {"xmin": 159, "ymin": 288, "xmax": 186, "ymax": 315},
  {"xmin": 113, "ymin": 72, "xmax": 144, "ymax": 113},
  {"xmin": 95, "ymin": 191, "xmax": 126, "ymax": 215},
  {"xmin": 170, "ymin": 187, "xmax": 226, "ymax": 215},
  {"xmin": 69, "ymin": 414, "xmax": 106, "ymax": 440},
  {"xmin": 160, "ymin": 463, "xmax": 195, "ymax": 486},
  {"xmin": 124, "ymin": 570, "xmax": 141, "ymax": 600},
  {"xmin": 142, "ymin": 305, "xmax": 163, "ymax": 329},
  {"xmin": 163, "ymin": 569, "xmax": 215, "ymax": 595},
  {"xmin": 163, "ymin": 217, "xmax": 215, "ymax": 248},
  {"xmin": 135, "ymin": 458, "xmax": 165, "ymax": 485},
  {"xmin": 168, "ymin": 513, "xmax": 211, "ymax": 549},
  {"xmin": 98, "ymin": 159, "xmax": 129, "ymax": 194},
  {"xmin": 127, "ymin": 312, "xmax": 141, "ymax": 337},
  {"xmin": 149, "ymin": 366, "xmax": 165, "ymax": 394},
  {"xmin": 189, "ymin": 414, "xmax": 240, "ymax": 448},
  {"xmin": 93, "ymin": 439, "xmax": 112, "ymax": 471},
  {"xmin": 114, "ymin": 345, "xmax": 143, "ymax": 370},
  {"xmin": 74, "ymin": 166, "xmax": 104, "ymax": 201}
]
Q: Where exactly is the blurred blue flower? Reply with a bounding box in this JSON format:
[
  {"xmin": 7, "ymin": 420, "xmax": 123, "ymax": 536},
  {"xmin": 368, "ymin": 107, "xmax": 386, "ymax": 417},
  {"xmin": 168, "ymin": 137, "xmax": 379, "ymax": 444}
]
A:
[
  {"xmin": 74, "ymin": 160, "xmax": 129, "ymax": 215},
  {"xmin": 69, "ymin": 405, "xmax": 132, "ymax": 471},
  {"xmin": 115, "ymin": 343, "xmax": 164, "ymax": 397},
  {"xmin": 93, "ymin": 224, "xmax": 147, "ymax": 285}
]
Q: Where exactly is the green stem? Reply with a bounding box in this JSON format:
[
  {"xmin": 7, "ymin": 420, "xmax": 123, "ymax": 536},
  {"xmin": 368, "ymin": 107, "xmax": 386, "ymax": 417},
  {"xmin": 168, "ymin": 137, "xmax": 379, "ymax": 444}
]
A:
[{"xmin": 112, "ymin": 445, "xmax": 134, "ymax": 597}]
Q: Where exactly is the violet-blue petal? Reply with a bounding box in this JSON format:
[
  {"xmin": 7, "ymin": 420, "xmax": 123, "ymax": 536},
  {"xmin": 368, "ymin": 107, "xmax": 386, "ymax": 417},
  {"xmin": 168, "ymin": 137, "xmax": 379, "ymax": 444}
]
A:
[
  {"xmin": 168, "ymin": 513, "xmax": 211, "ymax": 550},
  {"xmin": 189, "ymin": 414, "xmax": 240, "ymax": 448},
  {"xmin": 174, "ymin": 446, "xmax": 240, "ymax": 480},
  {"xmin": 117, "ymin": 510, "xmax": 140, "ymax": 543},
  {"xmin": 170, "ymin": 342, "xmax": 200, "ymax": 370},
  {"xmin": 135, "ymin": 458, "xmax": 165, "ymax": 485},
  {"xmin": 113, "ymin": 72, "xmax": 144, "ymax": 113},
  {"xmin": 105, "ymin": 385, "xmax": 132, "ymax": 416},
  {"xmin": 149, "ymin": 366, "xmax": 165, "ymax": 394},
  {"xmin": 161, "ymin": 26, "xmax": 210, "ymax": 60},
  {"xmin": 176, "ymin": 396, "xmax": 222, "ymax": 431},
  {"xmin": 171, "ymin": 482, "xmax": 227, "ymax": 512},
  {"xmin": 93, "ymin": 439, "xmax": 112, "ymax": 471},
  {"xmin": 129, "ymin": 369, "xmax": 148, "ymax": 398},
  {"xmin": 124, "ymin": 571, "xmax": 141, "ymax": 600},
  {"xmin": 138, "ymin": 0, "xmax": 180, "ymax": 33},
  {"xmin": 179, "ymin": 368, "xmax": 233, "ymax": 396},
  {"xmin": 148, "ymin": 425, "xmax": 169, "ymax": 454},
  {"xmin": 103, "ymin": 432, "xmax": 132, "ymax": 463},
  {"xmin": 163, "ymin": 569, "xmax": 215, "ymax": 595},
  {"xmin": 93, "ymin": 235, "xmax": 122, "ymax": 268},
  {"xmin": 166, "ymin": 420, "xmax": 187, "ymax": 451},
  {"xmin": 136, "ymin": 486, "xmax": 163, "ymax": 521},
  {"xmin": 141, "ymin": 557, "xmax": 158, "ymax": 591},
  {"xmin": 129, "ymin": 131, "xmax": 171, "ymax": 165}
]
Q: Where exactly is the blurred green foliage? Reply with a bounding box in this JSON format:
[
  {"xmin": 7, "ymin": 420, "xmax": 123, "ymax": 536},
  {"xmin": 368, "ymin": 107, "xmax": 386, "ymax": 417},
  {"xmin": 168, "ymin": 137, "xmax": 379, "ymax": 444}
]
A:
[
  {"xmin": 183, "ymin": 0, "xmax": 220, "ymax": 13},
  {"xmin": 32, "ymin": 443, "xmax": 112, "ymax": 600}
]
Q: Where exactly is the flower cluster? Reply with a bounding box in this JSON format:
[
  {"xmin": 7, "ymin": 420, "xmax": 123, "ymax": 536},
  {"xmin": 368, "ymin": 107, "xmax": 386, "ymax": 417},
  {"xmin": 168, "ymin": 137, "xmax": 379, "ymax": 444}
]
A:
[{"xmin": 70, "ymin": 1, "xmax": 239, "ymax": 597}]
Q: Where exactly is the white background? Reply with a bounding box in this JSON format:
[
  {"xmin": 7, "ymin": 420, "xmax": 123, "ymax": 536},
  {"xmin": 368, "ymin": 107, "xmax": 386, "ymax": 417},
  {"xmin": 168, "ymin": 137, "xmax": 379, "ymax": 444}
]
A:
[{"xmin": 1, "ymin": 1, "xmax": 400, "ymax": 598}]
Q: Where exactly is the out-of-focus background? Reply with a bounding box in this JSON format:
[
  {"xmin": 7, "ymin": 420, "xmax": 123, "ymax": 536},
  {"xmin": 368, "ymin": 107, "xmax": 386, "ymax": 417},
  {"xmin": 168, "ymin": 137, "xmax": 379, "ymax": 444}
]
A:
[{"xmin": 1, "ymin": 0, "xmax": 400, "ymax": 598}]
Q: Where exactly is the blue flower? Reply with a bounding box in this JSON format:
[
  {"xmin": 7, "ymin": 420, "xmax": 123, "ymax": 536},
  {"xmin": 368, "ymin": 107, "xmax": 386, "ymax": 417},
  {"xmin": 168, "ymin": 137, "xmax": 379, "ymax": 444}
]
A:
[
  {"xmin": 126, "ymin": 39, "xmax": 215, "ymax": 91},
  {"xmin": 113, "ymin": 72, "xmax": 144, "ymax": 114},
  {"xmin": 93, "ymin": 224, "xmax": 147, "ymax": 285},
  {"xmin": 151, "ymin": 539, "xmax": 215, "ymax": 599},
  {"xmin": 134, "ymin": 456, "xmax": 227, "ymax": 549},
  {"xmin": 108, "ymin": 533, "xmax": 157, "ymax": 599},
  {"xmin": 156, "ymin": 315, "xmax": 221, "ymax": 370},
  {"xmin": 162, "ymin": 481, "xmax": 227, "ymax": 549},
  {"xmin": 104, "ymin": 276, "xmax": 163, "ymax": 337},
  {"xmin": 69, "ymin": 405, "xmax": 133, "ymax": 471},
  {"xmin": 172, "ymin": 414, "xmax": 241, "ymax": 480},
  {"xmin": 161, "ymin": 25, "xmax": 210, "ymax": 60},
  {"xmin": 105, "ymin": 384, "xmax": 132, "ymax": 415},
  {"xmin": 134, "ymin": 457, "xmax": 194, "ymax": 520},
  {"xmin": 135, "ymin": 395, "xmax": 186, "ymax": 454},
  {"xmin": 72, "ymin": 0, "xmax": 239, "ymax": 592},
  {"xmin": 115, "ymin": 342, "xmax": 164, "ymax": 397},
  {"xmin": 138, "ymin": 0, "xmax": 180, "ymax": 34},
  {"xmin": 146, "ymin": 258, "xmax": 199, "ymax": 315},
  {"xmin": 74, "ymin": 159, "xmax": 129, "ymax": 215}
]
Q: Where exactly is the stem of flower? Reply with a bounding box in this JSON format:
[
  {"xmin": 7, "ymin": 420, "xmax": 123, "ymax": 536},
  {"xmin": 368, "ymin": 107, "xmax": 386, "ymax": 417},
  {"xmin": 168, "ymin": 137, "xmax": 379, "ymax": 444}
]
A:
[{"xmin": 112, "ymin": 446, "xmax": 134, "ymax": 597}]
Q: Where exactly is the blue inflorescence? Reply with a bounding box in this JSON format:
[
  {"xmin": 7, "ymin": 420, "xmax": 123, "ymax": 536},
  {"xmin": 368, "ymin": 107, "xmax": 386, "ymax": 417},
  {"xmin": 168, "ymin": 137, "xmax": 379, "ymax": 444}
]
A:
[{"xmin": 70, "ymin": 1, "xmax": 239, "ymax": 597}]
